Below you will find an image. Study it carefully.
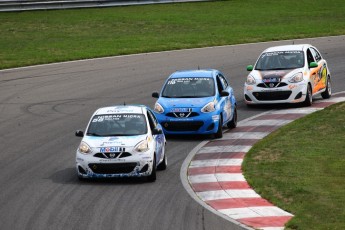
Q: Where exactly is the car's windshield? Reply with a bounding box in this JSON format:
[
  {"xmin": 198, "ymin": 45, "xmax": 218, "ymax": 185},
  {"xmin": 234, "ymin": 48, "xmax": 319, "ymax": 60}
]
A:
[
  {"xmin": 87, "ymin": 114, "xmax": 147, "ymax": 136},
  {"xmin": 161, "ymin": 77, "xmax": 215, "ymax": 98},
  {"xmin": 255, "ymin": 51, "xmax": 304, "ymax": 70}
]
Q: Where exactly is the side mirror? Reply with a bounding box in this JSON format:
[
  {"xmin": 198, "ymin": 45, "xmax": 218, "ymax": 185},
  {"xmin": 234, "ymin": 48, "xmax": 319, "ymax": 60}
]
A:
[
  {"xmin": 220, "ymin": 90, "xmax": 229, "ymax": 97},
  {"xmin": 309, "ymin": 62, "xmax": 318, "ymax": 68},
  {"xmin": 152, "ymin": 127, "xmax": 163, "ymax": 135},
  {"xmin": 75, "ymin": 130, "xmax": 84, "ymax": 137},
  {"xmin": 247, "ymin": 65, "xmax": 253, "ymax": 71},
  {"xmin": 152, "ymin": 92, "xmax": 159, "ymax": 98}
]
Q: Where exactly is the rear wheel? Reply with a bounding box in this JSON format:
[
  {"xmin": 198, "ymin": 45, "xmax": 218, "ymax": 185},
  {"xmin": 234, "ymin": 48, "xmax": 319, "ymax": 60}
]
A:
[
  {"xmin": 321, "ymin": 76, "xmax": 332, "ymax": 99},
  {"xmin": 227, "ymin": 107, "xmax": 237, "ymax": 129},
  {"xmin": 157, "ymin": 149, "xmax": 167, "ymax": 171},
  {"xmin": 214, "ymin": 116, "xmax": 223, "ymax": 139},
  {"xmin": 303, "ymin": 84, "xmax": 313, "ymax": 107}
]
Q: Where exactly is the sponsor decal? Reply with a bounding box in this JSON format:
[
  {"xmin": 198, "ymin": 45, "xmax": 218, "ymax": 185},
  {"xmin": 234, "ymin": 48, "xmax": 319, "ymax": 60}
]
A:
[
  {"xmin": 212, "ymin": 115, "xmax": 219, "ymax": 121},
  {"xmin": 92, "ymin": 114, "xmax": 142, "ymax": 122},
  {"xmin": 169, "ymin": 118, "xmax": 193, "ymax": 121},
  {"xmin": 100, "ymin": 147, "xmax": 125, "ymax": 152},
  {"xmin": 99, "ymin": 159, "xmax": 126, "ymax": 162},
  {"xmin": 100, "ymin": 141, "xmax": 124, "ymax": 146},
  {"xmin": 109, "ymin": 137, "xmax": 119, "ymax": 141},
  {"xmin": 147, "ymin": 136, "xmax": 152, "ymax": 143},
  {"xmin": 263, "ymin": 77, "xmax": 281, "ymax": 83},
  {"xmin": 171, "ymin": 108, "xmax": 192, "ymax": 112},
  {"xmin": 288, "ymin": 85, "xmax": 297, "ymax": 90},
  {"xmin": 167, "ymin": 77, "xmax": 212, "ymax": 85},
  {"xmin": 246, "ymin": 86, "xmax": 254, "ymax": 91}
]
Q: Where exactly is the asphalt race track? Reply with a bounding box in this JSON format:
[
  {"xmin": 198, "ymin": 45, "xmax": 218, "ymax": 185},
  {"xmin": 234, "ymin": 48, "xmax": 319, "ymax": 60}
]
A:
[{"xmin": 0, "ymin": 36, "xmax": 344, "ymax": 230}]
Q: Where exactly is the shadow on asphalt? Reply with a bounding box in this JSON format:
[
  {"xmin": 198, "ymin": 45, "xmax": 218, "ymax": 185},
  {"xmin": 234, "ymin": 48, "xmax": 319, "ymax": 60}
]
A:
[{"xmin": 48, "ymin": 167, "xmax": 153, "ymax": 185}]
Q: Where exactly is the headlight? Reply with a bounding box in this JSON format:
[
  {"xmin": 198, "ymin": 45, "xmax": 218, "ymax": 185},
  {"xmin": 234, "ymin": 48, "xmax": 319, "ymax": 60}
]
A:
[
  {"xmin": 154, "ymin": 102, "xmax": 164, "ymax": 114},
  {"xmin": 78, "ymin": 142, "xmax": 91, "ymax": 154},
  {"xmin": 201, "ymin": 101, "xmax": 216, "ymax": 113},
  {"xmin": 134, "ymin": 140, "xmax": 149, "ymax": 152},
  {"xmin": 289, "ymin": 72, "xmax": 303, "ymax": 83},
  {"xmin": 246, "ymin": 75, "xmax": 256, "ymax": 85}
]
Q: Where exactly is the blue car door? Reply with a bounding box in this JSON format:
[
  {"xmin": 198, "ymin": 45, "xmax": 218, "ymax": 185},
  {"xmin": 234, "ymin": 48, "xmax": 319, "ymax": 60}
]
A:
[{"xmin": 216, "ymin": 74, "xmax": 232, "ymax": 123}]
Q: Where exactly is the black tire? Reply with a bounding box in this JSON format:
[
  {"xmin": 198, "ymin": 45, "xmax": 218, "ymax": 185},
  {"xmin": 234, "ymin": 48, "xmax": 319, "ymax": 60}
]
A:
[
  {"xmin": 147, "ymin": 156, "xmax": 156, "ymax": 182},
  {"xmin": 157, "ymin": 149, "xmax": 167, "ymax": 171},
  {"xmin": 214, "ymin": 116, "xmax": 223, "ymax": 139},
  {"xmin": 227, "ymin": 107, "xmax": 237, "ymax": 129},
  {"xmin": 321, "ymin": 76, "xmax": 332, "ymax": 99},
  {"xmin": 303, "ymin": 84, "xmax": 313, "ymax": 107}
]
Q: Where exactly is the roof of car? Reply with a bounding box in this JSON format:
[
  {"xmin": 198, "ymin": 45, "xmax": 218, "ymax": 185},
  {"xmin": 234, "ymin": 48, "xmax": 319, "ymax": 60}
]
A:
[
  {"xmin": 94, "ymin": 105, "xmax": 146, "ymax": 115},
  {"xmin": 169, "ymin": 69, "xmax": 218, "ymax": 78},
  {"xmin": 263, "ymin": 44, "xmax": 311, "ymax": 52}
]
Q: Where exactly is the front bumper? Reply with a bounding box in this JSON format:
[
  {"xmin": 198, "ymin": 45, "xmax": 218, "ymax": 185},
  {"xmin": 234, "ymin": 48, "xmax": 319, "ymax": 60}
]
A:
[
  {"xmin": 244, "ymin": 82, "xmax": 308, "ymax": 104},
  {"xmin": 76, "ymin": 151, "xmax": 154, "ymax": 178},
  {"xmin": 155, "ymin": 112, "xmax": 220, "ymax": 135}
]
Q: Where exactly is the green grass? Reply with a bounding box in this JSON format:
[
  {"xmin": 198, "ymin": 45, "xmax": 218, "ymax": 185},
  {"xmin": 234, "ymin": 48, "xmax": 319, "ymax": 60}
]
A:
[
  {"xmin": 1, "ymin": 0, "xmax": 345, "ymax": 69},
  {"xmin": 243, "ymin": 102, "xmax": 345, "ymax": 229}
]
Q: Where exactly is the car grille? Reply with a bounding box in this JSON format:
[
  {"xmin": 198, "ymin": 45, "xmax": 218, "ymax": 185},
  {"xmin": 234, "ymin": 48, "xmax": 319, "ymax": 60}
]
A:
[
  {"xmin": 88, "ymin": 163, "xmax": 137, "ymax": 174},
  {"xmin": 253, "ymin": 91, "xmax": 292, "ymax": 101},
  {"xmin": 94, "ymin": 152, "xmax": 132, "ymax": 159},
  {"xmin": 257, "ymin": 82, "xmax": 288, "ymax": 88},
  {"xmin": 162, "ymin": 121, "xmax": 204, "ymax": 131}
]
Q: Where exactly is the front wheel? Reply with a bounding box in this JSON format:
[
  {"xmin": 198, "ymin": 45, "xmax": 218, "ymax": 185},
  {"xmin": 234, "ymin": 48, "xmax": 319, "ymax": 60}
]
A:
[
  {"xmin": 214, "ymin": 116, "xmax": 223, "ymax": 139},
  {"xmin": 227, "ymin": 107, "xmax": 237, "ymax": 129},
  {"xmin": 147, "ymin": 156, "xmax": 157, "ymax": 182},
  {"xmin": 302, "ymin": 84, "xmax": 313, "ymax": 107},
  {"xmin": 157, "ymin": 149, "xmax": 167, "ymax": 171},
  {"xmin": 321, "ymin": 76, "xmax": 332, "ymax": 99}
]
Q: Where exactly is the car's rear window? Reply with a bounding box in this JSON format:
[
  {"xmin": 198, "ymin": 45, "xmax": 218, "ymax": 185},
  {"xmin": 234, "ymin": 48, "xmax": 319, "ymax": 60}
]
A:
[
  {"xmin": 161, "ymin": 77, "xmax": 215, "ymax": 98},
  {"xmin": 87, "ymin": 114, "xmax": 147, "ymax": 136}
]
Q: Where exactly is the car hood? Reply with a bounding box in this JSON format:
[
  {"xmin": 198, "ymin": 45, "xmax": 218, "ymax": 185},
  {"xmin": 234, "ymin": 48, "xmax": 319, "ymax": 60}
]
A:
[
  {"xmin": 158, "ymin": 97, "xmax": 214, "ymax": 108},
  {"xmin": 82, "ymin": 134, "xmax": 147, "ymax": 148},
  {"xmin": 251, "ymin": 69, "xmax": 302, "ymax": 80}
]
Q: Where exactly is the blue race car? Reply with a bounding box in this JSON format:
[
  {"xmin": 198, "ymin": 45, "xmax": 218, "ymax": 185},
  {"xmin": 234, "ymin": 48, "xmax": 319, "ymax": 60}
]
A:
[{"xmin": 152, "ymin": 69, "xmax": 237, "ymax": 138}]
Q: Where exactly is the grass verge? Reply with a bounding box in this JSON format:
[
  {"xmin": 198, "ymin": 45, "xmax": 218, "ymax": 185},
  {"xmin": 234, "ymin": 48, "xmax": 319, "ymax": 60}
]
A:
[
  {"xmin": 1, "ymin": 0, "xmax": 345, "ymax": 69},
  {"xmin": 243, "ymin": 102, "xmax": 345, "ymax": 229}
]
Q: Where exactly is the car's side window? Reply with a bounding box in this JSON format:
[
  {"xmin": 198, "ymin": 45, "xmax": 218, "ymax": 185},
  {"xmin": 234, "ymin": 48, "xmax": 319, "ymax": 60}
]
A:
[
  {"xmin": 219, "ymin": 75, "xmax": 229, "ymax": 89},
  {"xmin": 306, "ymin": 49, "xmax": 315, "ymax": 64},
  {"xmin": 216, "ymin": 75, "xmax": 225, "ymax": 93},
  {"xmin": 310, "ymin": 48, "xmax": 322, "ymax": 62},
  {"xmin": 147, "ymin": 110, "xmax": 157, "ymax": 130}
]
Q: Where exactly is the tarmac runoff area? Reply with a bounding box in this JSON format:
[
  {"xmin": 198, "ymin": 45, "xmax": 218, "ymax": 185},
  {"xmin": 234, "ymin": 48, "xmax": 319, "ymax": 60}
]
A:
[{"xmin": 181, "ymin": 91, "xmax": 345, "ymax": 230}]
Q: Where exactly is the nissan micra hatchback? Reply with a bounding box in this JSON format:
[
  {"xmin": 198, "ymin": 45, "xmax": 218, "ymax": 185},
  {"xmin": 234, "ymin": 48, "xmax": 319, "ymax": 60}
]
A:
[
  {"xmin": 244, "ymin": 44, "xmax": 331, "ymax": 106},
  {"xmin": 152, "ymin": 69, "xmax": 237, "ymax": 138},
  {"xmin": 75, "ymin": 105, "xmax": 166, "ymax": 182}
]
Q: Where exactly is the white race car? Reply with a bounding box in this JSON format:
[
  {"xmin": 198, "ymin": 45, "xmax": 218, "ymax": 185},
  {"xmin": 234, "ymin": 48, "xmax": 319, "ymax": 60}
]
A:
[
  {"xmin": 75, "ymin": 105, "xmax": 166, "ymax": 182},
  {"xmin": 244, "ymin": 44, "xmax": 331, "ymax": 106}
]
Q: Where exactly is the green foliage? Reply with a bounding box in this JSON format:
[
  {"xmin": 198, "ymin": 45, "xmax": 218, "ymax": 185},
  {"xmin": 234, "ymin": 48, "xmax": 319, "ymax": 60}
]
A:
[
  {"xmin": 1, "ymin": 0, "xmax": 345, "ymax": 69},
  {"xmin": 243, "ymin": 102, "xmax": 345, "ymax": 229}
]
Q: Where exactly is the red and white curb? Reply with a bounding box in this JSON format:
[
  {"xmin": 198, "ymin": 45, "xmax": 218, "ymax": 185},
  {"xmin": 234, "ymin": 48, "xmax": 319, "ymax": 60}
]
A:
[{"xmin": 181, "ymin": 92, "xmax": 345, "ymax": 230}]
